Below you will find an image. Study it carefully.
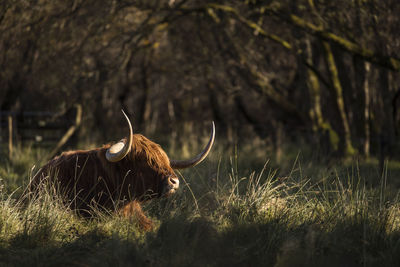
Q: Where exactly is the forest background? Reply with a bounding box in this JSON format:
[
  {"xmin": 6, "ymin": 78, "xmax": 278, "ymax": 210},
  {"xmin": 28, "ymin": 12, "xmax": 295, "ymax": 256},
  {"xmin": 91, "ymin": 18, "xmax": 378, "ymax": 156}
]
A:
[{"xmin": 2, "ymin": 0, "xmax": 400, "ymax": 162}]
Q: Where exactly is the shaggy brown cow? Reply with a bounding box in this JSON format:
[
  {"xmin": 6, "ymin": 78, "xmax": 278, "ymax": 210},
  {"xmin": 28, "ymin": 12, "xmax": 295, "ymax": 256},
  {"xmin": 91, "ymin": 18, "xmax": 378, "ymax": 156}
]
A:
[{"xmin": 31, "ymin": 110, "xmax": 215, "ymax": 230}]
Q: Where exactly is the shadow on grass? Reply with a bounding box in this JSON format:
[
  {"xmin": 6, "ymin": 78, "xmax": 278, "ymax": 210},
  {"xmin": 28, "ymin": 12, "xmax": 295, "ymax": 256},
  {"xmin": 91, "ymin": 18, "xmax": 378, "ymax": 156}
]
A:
[{"xmin": 1, "ymin": 214, "xmax": 400, "ymax": 267}]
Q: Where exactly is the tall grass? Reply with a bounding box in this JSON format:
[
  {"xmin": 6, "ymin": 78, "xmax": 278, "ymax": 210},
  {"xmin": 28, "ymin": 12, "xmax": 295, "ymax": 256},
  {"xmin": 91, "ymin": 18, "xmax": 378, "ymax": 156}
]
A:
[{"xmin": 0, "ymin": 145, "xmax": 399, "ymax": 266}]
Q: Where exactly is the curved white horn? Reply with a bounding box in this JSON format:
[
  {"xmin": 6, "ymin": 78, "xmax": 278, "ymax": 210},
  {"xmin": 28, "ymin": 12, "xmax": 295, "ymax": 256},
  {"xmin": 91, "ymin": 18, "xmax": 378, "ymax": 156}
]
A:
[
  {"xmin": 106, "ymin": 110, "xmax": 133, "ymax": 162},
  {"xmin": 170, "ymin": 122, "xmax": 215, "ymax": 169}
]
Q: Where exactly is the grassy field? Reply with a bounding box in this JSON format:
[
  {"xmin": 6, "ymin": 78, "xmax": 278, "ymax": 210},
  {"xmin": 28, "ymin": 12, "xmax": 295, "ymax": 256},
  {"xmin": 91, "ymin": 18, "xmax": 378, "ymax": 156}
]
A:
[{"xmin": 0, "ymin": 144, "xmax": 400, "ymax": 267}]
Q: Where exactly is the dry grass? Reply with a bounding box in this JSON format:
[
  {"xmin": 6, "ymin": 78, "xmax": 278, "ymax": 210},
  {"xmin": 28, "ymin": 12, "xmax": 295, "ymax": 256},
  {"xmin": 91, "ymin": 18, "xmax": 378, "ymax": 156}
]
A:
[{"xmin": 0, "ymin": 146, "xmax": 400, "ymax": 266}]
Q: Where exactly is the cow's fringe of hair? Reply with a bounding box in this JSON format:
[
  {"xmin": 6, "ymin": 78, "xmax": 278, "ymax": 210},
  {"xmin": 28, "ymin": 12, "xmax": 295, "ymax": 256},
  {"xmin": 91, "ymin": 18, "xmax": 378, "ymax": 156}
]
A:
[{"xmin": 127, "ymin": 134, "xmax": 172, "ymax": 170}]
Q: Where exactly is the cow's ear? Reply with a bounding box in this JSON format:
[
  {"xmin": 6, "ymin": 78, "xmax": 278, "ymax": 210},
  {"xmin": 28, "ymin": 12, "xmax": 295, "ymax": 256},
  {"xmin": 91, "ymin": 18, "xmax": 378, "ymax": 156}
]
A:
[{"xmin": 106, "ymin": 110, "xmax": 133, "ymax": 162}]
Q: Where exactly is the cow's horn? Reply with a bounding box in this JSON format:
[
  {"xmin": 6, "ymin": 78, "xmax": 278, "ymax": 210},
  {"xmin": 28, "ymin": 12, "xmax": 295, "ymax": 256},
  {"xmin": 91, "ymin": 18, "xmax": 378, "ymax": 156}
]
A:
[
  {"xmin": 106, "ymin": 110, "xmax": 133, "ymax": 162},
  {"xmin": 170, "ymin": 122, "xmax": 215, "ymax": 169}
]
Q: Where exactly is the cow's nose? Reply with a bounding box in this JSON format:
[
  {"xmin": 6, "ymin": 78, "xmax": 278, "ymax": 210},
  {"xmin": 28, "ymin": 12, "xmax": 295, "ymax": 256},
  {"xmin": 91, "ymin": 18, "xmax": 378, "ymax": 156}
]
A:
[{"xmin": 168, "ymin": 176, "xmax": 179, "ymax": 189}]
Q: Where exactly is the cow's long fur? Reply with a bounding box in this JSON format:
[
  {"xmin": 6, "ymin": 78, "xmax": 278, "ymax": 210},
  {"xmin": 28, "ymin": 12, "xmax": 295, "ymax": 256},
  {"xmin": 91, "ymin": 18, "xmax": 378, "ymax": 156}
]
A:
[{"xmin": 32, "ymin": 134, "xmax": 178, "ymax": 230}]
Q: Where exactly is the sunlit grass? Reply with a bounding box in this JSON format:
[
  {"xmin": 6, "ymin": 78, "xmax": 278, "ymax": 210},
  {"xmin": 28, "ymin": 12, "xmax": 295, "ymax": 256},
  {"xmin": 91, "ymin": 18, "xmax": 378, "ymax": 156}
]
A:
[{"xmin": 0, "ymin": 144, "xmax": 399, "ymax": 266}]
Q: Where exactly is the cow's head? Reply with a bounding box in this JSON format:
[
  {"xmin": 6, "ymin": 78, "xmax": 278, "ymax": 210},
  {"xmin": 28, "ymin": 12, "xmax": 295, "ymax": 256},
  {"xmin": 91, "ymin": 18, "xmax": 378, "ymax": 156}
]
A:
[{"xmin": 104, "ymin": 110, "xmax": 215, "ymax": 199}]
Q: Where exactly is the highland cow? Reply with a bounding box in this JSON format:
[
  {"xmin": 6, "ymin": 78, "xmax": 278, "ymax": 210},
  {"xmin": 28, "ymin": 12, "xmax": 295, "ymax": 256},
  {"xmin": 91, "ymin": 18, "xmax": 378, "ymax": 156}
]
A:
[{"xmin": 31, "ymin": 110, "xmax": 215, "ymax": 230}]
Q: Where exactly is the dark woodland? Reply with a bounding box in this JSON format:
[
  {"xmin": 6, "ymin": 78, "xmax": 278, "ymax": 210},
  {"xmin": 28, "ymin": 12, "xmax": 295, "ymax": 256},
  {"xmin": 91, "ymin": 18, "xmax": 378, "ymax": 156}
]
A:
[{"xmin": 1, "ymin": 0, "xmax": 399, "ymax": 161}]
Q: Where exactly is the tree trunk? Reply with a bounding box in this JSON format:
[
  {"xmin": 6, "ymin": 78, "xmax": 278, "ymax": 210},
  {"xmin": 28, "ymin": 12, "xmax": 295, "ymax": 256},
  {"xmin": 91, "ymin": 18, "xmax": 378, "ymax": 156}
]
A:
[
  {"xmin": 305, "ymin": 39, "xmax": 339, "ymax": 154},
  {"xmin": 378, "ymin": 67, "xmax": 395, "ymax": 172},
  {"xmin": 138, "ymin": 56, "xmax": 152, "ymax": 134},
  {"xmin": 363, "ymin": 62, "xmax": 371, "ymax": 157},
  {"xmin": 207, "ymin": 82, "xmax": 229, "ymax": 141},
  {"xmin": 354, "ymin": 57, "xmax": 371, "ymax": 157},
  {"xmin": 323, "ymin": 41, "xmax": 355, "ymax": 157},
  {"xmin": 352, "ymin": 0, "xmax": 371, "ymax": 157}
]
